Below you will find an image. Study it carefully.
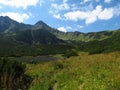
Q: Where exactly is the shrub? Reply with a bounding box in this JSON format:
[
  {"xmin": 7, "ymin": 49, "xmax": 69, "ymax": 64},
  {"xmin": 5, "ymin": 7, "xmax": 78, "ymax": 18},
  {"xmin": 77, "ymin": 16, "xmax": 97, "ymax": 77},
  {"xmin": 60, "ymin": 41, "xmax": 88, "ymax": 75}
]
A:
[
  {"xmin": 0, "ymin": 58, "xmax": 32, "ymax": 90},
  {"xmin": 63, "ymin": 49, "xmax": 78, "ymax": 58}
]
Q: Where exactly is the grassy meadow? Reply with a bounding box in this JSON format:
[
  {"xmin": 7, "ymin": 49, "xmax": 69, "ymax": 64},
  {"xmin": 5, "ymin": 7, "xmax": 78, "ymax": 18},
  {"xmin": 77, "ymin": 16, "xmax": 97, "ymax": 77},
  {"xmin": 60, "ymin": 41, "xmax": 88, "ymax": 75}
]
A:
[{"xmin": 26, "ymin": 52, "xmax": 120, "ymax": 90}]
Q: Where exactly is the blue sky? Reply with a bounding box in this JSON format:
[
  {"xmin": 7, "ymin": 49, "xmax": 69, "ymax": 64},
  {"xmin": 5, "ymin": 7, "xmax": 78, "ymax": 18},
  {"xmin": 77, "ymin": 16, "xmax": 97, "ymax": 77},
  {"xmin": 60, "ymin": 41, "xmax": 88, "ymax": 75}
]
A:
[{"xmin": 0, "ymin": 0, "xmax": 120, "ymax": 32}]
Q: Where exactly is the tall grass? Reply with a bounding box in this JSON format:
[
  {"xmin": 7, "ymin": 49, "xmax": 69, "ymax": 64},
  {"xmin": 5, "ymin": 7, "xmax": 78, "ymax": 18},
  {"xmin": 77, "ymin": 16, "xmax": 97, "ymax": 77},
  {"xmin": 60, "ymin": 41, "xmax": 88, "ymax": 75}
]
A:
[{"xmin": 26, "ymin": 52, "xmax": 120, "ymax": 90}]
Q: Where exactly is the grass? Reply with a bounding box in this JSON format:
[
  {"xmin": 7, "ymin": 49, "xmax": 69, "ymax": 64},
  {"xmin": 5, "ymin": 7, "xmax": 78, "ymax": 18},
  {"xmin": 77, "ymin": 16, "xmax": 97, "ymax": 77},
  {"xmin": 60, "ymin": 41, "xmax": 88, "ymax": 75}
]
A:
[{"xmin": 26, "ymin": 52, "xmax": 120, "ymax": 90}]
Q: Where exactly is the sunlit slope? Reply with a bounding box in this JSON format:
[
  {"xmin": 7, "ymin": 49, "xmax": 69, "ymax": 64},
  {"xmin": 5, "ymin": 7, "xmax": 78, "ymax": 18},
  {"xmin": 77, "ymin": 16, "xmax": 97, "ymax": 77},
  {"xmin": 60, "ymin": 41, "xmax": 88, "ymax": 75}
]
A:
[{"xmin": 26, "ymin": 52, "xmax": 120, "ymax": 90}]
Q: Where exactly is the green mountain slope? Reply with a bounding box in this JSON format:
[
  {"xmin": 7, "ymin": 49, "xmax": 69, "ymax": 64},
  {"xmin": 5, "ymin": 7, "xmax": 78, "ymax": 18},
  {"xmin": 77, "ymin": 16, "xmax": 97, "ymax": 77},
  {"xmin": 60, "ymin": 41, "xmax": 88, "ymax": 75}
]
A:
[
  {"xmin": 0, "ymin": 16, "xmax": 120, "ymax": 56},
  {"xmin": 50, "ymin": 30, "xmax": 115, "ymax": 42},
  {"xmin": 0, "ymin": 16, "xmax": 32, "ymax": 33},
  {"xmin": 79, "ymin": 29, "xmax": 120, "ymax": 54},
  {"xmin": 0, "ymin": 16, "xmax": 116, "ymax": 42},
  {"xmin": 13, "ymin": 29, "xmax": 65, "ymax": 44},
  {"xmin": 0, "ymin": 16, "xmax": 66, "ymax": 45}
]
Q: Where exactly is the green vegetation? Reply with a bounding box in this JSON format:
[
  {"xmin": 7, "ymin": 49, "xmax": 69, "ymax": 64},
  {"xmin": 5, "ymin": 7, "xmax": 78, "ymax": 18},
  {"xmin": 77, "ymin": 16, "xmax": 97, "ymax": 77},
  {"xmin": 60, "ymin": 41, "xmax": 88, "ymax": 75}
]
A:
[
  {"xmin": 50, "ymin": 29, "xmax": 114, "ymax": 42},
  {"xmin": 79, "ymin": 29, "xmax": 120, "ymax": 54},
  {"xmin": 0, "ymin": 58, "xmax": 32, "ymax": 90},
  {"xmin": 26, "ymin": 52, "xmax": 120, "ymax": 90},
  {"xmin": 63, "ymin": 49, "xmax": 78, "ymax": 58},
  {"xmin": 0, "ymin": 16, "xmax": 120, "ymax": 90},
  {"xmin": 0, "ymin": 44, "xmax": 74, "ymax": 57},
  {"xmin": 14, "ymin": 29, "xmax": 65, "ymax": 44}
]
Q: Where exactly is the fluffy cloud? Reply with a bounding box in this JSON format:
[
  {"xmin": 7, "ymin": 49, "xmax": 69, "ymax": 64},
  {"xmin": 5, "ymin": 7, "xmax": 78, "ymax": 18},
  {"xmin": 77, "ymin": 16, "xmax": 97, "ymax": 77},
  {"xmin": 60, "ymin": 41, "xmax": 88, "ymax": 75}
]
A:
[
  {"xmin": 104, "ymin": 0, "xmax": 111, "ymax": 3},
  {"xmin": 51, "ymin": 3, "xmax": 69, "ymax": 13},
  {"xmin": 53, "ymin": 14, "xmax": 61, "ymax": 19},
  {"xmin": 0, "ymin": 12, "xmax": 29, "ymax": 22},
  {"xmin": 98, "ymin": 8, "xmax": 113, "ymax": 20},
  {"xmin": 64, "ymin": 4, "xmax": 120, "ymax": 24},
  {"xmin": 49, "ymin": 0, "xmax": 70, "ymax": 15},
  {"xmin": 64, "ymin": 10, "xmax": 88, "ymax": 21},
  {"xmin": 86, "ymin": 5, "xmax": 102, "ymax": 24},
  {"xmin": 77, "ymin": 25, "xmax": 84, "ymax": 29},
  {"xmin": 57, "ymin": 27, "xmax": 67, "ymax": 32},
  {"xmin": 64, "ymin": 5, "xmax": 102, "ymax": 24},
  {"xmin": 0, "ymin": 0, "xmax": 39, "ymax": 9},
  {"xmin": 71, "ymin": 3, "xmax": 93, "ymax": 12}
]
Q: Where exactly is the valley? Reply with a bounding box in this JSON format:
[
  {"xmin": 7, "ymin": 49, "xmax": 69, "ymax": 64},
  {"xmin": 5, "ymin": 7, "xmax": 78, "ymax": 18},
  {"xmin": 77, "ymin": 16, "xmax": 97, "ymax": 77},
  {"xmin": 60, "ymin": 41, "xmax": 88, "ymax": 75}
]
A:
[{"xmin": 0, "ymin": 16, "xmax": 120, "ymax": 90}]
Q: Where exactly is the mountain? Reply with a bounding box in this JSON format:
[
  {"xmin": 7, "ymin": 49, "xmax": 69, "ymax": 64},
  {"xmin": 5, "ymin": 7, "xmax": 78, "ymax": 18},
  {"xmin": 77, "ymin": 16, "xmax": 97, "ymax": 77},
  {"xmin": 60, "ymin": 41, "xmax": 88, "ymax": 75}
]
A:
[
  {"xmin": 79, "ymin": 29, "xmax": 120, "ymax": 54},
  {"xmin": 0, "ymin": 16, "xmax": 116, "ymax": 42},
  {"xmin": 0, "ymin": 16, "xmax": 32, "ymax": 33},
  {"xmin": 13, "ymin": 29, "xmax": 65, "ymax": 44},
  {"xmin": 0, "ymin": 16, "xmax": 120, "ymax": 57},
  {"xmin": 0, "ymin": 16, "xmax": 65, "ymax": 44},
  {"xmin": 34, "ymin": 21, "xmax": 51, "ymax": 30},
  {"xmin": 0, "ymin": 16, "xmax": 120, "ymax": 45},
  {"xmin": 50, "ymin": 30, "xmax": 115, "ymax": 42}
]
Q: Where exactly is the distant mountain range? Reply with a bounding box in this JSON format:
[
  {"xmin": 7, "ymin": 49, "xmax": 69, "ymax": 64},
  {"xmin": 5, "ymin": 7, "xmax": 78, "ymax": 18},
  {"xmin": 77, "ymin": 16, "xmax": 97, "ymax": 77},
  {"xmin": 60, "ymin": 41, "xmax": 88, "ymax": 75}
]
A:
[
  {"xmin": 0, "ymin": 16, "xmax": 120, "ymax": 44},
  {"xmin": 0, "ymin": 16, "xmax": 120, "ymax": 56},
  {"xmin": 0, "ymin": 16, "xmax": 65, "ymax": 44}
]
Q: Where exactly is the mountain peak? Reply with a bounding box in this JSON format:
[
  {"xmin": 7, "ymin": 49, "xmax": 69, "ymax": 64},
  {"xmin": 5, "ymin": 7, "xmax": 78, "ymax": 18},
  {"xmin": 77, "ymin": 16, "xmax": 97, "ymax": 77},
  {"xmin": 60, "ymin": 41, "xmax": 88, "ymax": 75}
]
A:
[
  {"xmin": 0, "ymin": 16, "xmax": 19, "ymax": 24},
  {"xmin": 35, "ymin": 21, "xmax": 47, "ymax": 26},
  {"xmin": 0, "ymin": 16, "xmax": 9, "ymax": 18},
  {"xmin": 0, "ymin": 16, "xmax": 12, "ymax": 21},
  {"xmin": 34, "ymin": 20, "xmax": 51, "ymax": 30}
]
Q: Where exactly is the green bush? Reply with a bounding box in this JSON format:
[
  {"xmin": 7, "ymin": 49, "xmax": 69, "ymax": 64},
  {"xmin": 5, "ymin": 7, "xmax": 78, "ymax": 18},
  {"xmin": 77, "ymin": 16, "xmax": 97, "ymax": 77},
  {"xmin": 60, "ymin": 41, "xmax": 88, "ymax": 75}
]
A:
[
  {"xmin": 63, "ymin": 49, "xmax": 78, "ymax": 58},
  {"xmin": 0, "ymin": 58, "xmax": 32, "ymax": 90}
]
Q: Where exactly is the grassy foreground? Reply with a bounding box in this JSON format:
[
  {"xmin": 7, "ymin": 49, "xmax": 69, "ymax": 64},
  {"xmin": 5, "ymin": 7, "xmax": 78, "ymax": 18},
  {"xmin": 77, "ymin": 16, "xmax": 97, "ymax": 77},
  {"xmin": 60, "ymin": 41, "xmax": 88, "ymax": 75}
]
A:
[{"xmin": 26, "ymin": 52, "xmax": 120, "ymax": 90}]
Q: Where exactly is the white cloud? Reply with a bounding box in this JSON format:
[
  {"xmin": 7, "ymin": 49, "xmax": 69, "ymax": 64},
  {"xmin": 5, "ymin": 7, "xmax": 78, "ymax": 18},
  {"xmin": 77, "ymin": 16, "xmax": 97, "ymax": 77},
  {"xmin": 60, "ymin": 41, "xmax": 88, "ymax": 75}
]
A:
[
  {"xmin": 64, "ymin": 4, "xmax": 120, "ymax": 24},
  {"xmin": 98, "ymin": 8, "xmax": 113, "ymax": 20},
  {"xmin": 0, "ymin": 12, "xmax": 29, "ymax": 22},
  {"xmin": 104, "ymin": 0, "xmax": 111, "ymax": 3},
  {"xmin": 0, "ymin": 0, "xmax": 39, "ymax": 9},
  {"xmin": 64, "ymin": 5, "xmax": 102, "ymax": 24},
  {"xmin": 64, "ymin": 10, "xmax": 88, "ymax": 21},
  {"xmin": 49, "ymin": 1, "xmax": 70, "ymax": 15},
  {"xmin": 86, "ymin": 5, "xmax": 102, "ymax": 24},
  {"xmin": 58, "ymin": 27, "xmax": 67, "ymax": 32},
  {"xmin": 71, "ymin": 3, "xmax": 93, "ymax": 11},
  {"xmin": 77, "ymin": 25, "xmax": 84, "ymax": 29},
  {"xmin": 53, "ymin": 14, "xmax": 61, "ymax": 19},
  {"xmin": 51, "ymin": 3, "xmax": 70, "ymax": 13}
]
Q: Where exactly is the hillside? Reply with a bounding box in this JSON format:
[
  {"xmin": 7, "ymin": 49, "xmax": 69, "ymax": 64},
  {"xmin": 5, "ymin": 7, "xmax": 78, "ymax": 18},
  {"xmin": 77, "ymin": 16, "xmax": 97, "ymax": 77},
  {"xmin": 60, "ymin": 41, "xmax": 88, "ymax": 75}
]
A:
[
  {"xmin": 50, "ymin": 30, "xmax": 115, "ymax": 42},
  {"xmin": 0, "ymin": 16, "xmax": 118, "ymax": 43},
  {"xmin": 13, "ymin": 29, "xmax": 65, "ymax": 44},
  {"xmin": 0, "ymin": 16, "xmax": 120, "ymax": 90},
  {"xmin": 0, "ymin": 16, "xmax": 32, "ymax": 33},
  {"xmin": 0, "ymin": 16, "xmax": 120, "ymax": 56},
  {"xmin": 0, "ymin": 16, "xmax": 66, "ymax": 45},
  {"xmin": 80, "ymin": 29, "xmax": 120, "ymax": 54},
  {"xmin": 26, "ymin": 52, "xmax": 120, "ymax": 90}
]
